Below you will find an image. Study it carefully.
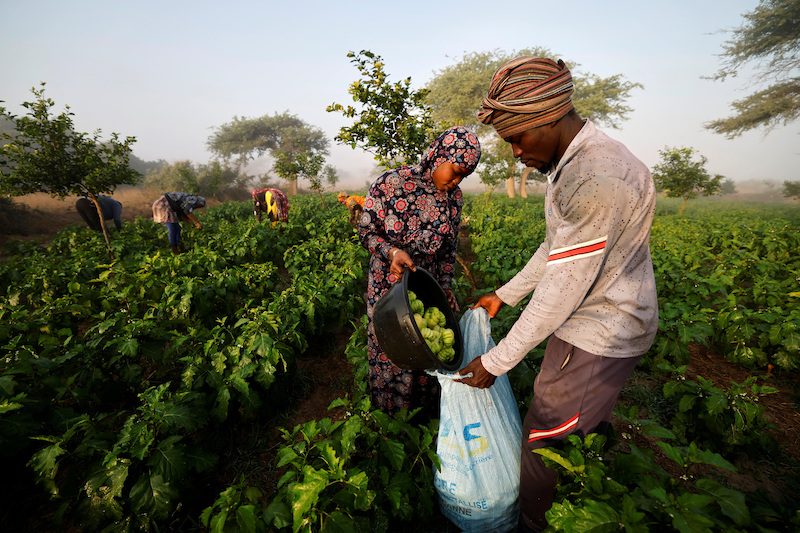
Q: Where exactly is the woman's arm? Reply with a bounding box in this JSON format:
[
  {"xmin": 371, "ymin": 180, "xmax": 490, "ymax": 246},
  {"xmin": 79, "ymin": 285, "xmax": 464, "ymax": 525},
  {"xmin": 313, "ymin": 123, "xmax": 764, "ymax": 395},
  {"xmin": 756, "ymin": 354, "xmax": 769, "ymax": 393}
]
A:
[{"xmin": 185, "ymin": 212, "xmax": 202, "ymax": 229}]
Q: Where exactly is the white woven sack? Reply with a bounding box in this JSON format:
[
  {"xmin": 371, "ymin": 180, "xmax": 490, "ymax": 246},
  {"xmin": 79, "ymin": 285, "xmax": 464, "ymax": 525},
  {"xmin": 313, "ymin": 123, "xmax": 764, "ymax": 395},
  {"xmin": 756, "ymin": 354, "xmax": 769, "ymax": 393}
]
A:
[{"xmin": 432, "ymin": 308, "xmax": 521, "ymax": 532}]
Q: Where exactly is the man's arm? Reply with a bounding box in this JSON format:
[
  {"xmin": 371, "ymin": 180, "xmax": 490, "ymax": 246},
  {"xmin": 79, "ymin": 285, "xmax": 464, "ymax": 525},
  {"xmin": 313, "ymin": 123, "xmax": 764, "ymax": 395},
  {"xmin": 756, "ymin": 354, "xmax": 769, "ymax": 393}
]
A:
[
  {"xmin": 479, "ymin": 178, "xmax": 632, "ymax": 377},
  {"xmin": 495, "ymin": 242, "xmax": 549, "ymax": 307}
]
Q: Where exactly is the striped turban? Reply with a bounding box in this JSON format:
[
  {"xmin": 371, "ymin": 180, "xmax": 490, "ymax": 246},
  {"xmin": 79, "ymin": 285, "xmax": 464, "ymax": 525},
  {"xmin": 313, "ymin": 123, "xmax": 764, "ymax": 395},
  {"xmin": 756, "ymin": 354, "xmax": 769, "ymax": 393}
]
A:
[{"xmin": 477, "ymin": 57, "xmax": 574, "ymax": 138}]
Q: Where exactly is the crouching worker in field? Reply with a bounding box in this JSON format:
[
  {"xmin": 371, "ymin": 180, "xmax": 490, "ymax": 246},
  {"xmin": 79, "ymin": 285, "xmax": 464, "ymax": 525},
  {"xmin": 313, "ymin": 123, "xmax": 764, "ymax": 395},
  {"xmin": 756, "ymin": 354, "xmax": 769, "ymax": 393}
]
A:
[
  {"xmin": 359, "ymin": 126, "xmax": 481, "ymax": 417},
  {"xmin": 75, "ymin": 195, "xmax": 123, "ymax": 231},
  {"xmin": 337, "ymin": 191, "xmax": 366, "ymax": 226},
  {"xmin": 458, "ymin": 57, "xmax": 659, "ymax": 532},
  {"xmin": 252, "ymin": 187, "xmax": 289, "ymax": 223},
  {"xmin": 151, "ymin": 192, "xmax": 206, "ymax": 254}
]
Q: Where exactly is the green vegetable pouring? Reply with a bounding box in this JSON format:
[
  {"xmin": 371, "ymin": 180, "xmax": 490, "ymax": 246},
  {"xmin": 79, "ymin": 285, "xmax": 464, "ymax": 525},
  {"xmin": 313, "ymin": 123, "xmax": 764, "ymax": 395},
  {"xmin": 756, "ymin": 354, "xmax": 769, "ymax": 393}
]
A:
[{"xmin": 408, "ymin": 290, "xmax": 456, "ymax": 363}]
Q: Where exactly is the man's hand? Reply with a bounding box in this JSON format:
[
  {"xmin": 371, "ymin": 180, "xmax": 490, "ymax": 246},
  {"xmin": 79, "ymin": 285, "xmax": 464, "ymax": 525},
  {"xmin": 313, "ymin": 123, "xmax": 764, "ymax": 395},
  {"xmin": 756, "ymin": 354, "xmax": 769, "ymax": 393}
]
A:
[
  {"xmin": 389, "ymin": 248, "xmax": 416, "ymax": 278},
  {"xmin": 470, "ymin": 292, "xmax": 504, "ymax": 318},
  {"xmin": 455, "ymin": 356, "xmax": 496, "ymax": 389}
]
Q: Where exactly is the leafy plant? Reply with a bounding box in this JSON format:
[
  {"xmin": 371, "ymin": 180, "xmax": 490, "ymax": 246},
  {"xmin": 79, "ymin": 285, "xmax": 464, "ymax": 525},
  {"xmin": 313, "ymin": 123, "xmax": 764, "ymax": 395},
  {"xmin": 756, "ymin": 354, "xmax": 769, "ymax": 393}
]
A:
[
  {"xmin": 537, "ymin": 431, "xmax": 759, "ymax": 532},
  {"xmin": 660, "ymin": 365, "xmax": 778, "ymax": 451},
  {"xmin": 264, "ymin": 397, "xmax": 440, "ymax": 532}
]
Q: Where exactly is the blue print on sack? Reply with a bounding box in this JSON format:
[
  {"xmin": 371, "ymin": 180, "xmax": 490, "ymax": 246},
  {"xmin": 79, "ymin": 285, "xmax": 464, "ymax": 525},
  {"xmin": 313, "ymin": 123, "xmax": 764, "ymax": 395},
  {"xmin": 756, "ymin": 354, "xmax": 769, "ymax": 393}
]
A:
[
  {"xmin": 438, "ymin": 418, "xmax": 492, "ymax": 469},
  {"xmin": 463, "ymin": 423, "xmax": 489, "ymax": 456}
]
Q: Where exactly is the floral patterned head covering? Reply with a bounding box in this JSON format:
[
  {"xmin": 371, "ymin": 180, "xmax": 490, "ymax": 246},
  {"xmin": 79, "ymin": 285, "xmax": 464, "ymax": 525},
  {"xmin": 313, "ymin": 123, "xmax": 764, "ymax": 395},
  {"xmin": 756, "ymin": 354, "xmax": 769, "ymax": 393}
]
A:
[{"xmin": 417, "ymin": 126, "xmax": 481, "ymax": 181}]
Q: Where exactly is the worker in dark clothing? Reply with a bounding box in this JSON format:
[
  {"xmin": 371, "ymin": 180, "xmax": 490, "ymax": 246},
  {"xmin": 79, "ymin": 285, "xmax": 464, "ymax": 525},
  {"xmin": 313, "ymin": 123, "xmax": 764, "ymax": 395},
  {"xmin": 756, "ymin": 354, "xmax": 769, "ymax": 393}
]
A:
[{"xmin": 75, "ymin": 195, "xmax": 123, "ymax": 231}]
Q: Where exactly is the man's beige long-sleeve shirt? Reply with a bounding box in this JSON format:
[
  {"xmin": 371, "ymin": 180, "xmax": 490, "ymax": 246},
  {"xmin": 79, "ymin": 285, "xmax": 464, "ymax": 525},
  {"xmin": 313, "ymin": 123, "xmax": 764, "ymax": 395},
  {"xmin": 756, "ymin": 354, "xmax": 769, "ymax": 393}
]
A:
[{"xmin": 482, "ymin": 120, "xmax": 659, "ymax": 377}]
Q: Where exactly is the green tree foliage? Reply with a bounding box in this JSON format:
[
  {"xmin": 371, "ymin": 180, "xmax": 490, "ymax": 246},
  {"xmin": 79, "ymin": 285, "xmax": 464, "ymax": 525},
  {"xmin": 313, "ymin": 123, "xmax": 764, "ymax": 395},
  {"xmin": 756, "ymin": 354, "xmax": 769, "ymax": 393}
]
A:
[
  {"xmin": 475, "ymin": 142, "xmax": 515, "ymax": 192},
  {"xmin": 327, "ymin": 50, "xmax": 435, "ymax": 169},
  {"xmin": 706, "ymin": 0, "xmax": 800, "ymax": 137},
  {"xmin": 322, "ymin": 164, "xmax": 339, "ymax": 190},
  {"xmin": 271, "ymin": 123, "xmax": 328, "ymax": 195},
  {"xmin": 719, "ymin": 178, "xmax": 738, "ymax": 195},
  {"xmin": 783, "ymin": 179, "xmax": 800, "ymax": 198},
  {"xmin": 425, "ymin": 48, "xmax": 642, "ymax": 132},
  {"xmin": 128, "ymin": 154, "xmax": 166, "ymax": 175},
  {"xmin": 425, "ymin": 48, "xmax": 642, "ymax": 192},
  {"xmin": 207, "ymin": 112, "xmax": 305, "ymax": 167},
  {"xmin": 144, "ymin": 160, "xmax": 244, "ymax": 198},
  {"xmin": 0, "ymin": 84, "xmax": 140, "ymax": 198},
  {"xmin": 0, "ymin": 84, "xmax": 140, "ymax": 247},
  {"xmin": 208, "ymin": 112, "xmax": 329, "ymax": 195},
  {"xmin": 652, "ymin": 147, "xmax": 723, "ymax": 212}
]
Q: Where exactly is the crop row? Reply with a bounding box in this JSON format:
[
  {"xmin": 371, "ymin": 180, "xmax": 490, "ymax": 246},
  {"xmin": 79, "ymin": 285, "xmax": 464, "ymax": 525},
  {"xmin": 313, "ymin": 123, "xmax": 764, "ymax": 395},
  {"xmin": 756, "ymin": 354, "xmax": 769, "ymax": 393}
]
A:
[
  {"xmin": 0, "ymin": 197, "xmax": 368, "ymax": 530},
  {"xmin": 463, "ymin": 196, "xmax": 800, "ymax": 371}
]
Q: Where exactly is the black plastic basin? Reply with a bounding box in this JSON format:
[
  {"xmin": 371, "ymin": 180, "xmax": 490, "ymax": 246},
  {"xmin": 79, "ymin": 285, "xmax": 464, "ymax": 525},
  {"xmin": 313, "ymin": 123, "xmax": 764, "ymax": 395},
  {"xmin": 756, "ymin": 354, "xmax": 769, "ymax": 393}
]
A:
[{"xmin": 373, "ymin": 267, "xmax": 463, "ymax": 371}]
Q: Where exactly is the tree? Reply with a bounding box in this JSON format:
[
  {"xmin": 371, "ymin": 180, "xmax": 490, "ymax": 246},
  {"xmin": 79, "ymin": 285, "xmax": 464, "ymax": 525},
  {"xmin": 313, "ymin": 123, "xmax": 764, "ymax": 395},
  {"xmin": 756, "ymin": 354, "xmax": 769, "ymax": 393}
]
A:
[
  {"xmin": 0, "ymin": 84, "xmax": 140, "ymax": 247},
  {"xmin": 197, "ymin": 160, "xmax": 246, "ymax": 199},
  {"xmin": 425, "ymin": 48, "xmax": 642, "ymax": 195},
  {"xmin": 706, "ymin": 0, "xmax": 800, "ymax": 137},
  {"xmin": 327, "ymin": 50, "xmax": 435, "ymax": 169},
  {"xmin": 145, "ymin": 160, "xmax": 198, "ymax": 192},
  {"xmin": 719, "ymin": 178, "xmax": 738, "ymax": 195},
  {"xmin": 322, "ymin": 165, "xmax": 339, "ymax": 190},
  {"xmin": 783, "ymin": 180, "xmax": 800, "ymax": 198},
  {"xmin": 475, "ymin": 141, "xmax": 515, "ymax": 194},
  {"xmin": 128, "ymin": 154, "xmax": 166, "ymax": 175},
  {"xmin": 0, "ymin": 115, "xmax": 14, "ymax": 145},
  {"xmin": 270, "ymin": 123, "xmax": 328, "ymax": 196},
  {"xmin": 208, "ymin": 112, "xmax": 329, "ymax": 195},
  {"xmin": 652, "ymin": 147, "xmax": 723, "ymax": 214},
  {"xmin": 144, "ymin": 160, "xmax": 244, "ymax": 199}
]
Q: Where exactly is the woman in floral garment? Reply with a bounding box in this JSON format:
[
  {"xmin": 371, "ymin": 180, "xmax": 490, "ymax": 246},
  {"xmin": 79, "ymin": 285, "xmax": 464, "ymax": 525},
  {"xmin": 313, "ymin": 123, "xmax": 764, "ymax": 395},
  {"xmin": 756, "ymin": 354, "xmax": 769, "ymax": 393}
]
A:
[{"xmin": 359, "ymin": 126, "xmax": 481, "ymax": 415}]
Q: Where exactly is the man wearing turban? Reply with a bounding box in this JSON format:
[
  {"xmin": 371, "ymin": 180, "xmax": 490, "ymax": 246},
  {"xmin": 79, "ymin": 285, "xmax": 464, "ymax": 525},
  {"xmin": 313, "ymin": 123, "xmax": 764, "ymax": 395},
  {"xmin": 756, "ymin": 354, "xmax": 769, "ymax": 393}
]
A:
[{"xmin": 459, "ymin": 57, "xmax": 659, "ymax": 532}]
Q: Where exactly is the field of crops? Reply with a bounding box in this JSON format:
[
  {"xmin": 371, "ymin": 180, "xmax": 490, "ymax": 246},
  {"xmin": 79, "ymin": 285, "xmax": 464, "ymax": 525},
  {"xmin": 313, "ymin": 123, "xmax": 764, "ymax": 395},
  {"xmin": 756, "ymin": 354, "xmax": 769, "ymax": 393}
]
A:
[{"xmin": 1, "ymin": 194, "xmax": 798, "ymax": 532}]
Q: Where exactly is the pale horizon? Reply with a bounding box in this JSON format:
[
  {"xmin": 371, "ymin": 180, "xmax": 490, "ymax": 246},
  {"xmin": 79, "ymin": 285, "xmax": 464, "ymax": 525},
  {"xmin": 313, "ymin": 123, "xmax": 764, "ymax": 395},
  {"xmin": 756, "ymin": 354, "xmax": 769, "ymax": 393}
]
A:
[{"xmin": 2, "ymin": 0, "xmax": 798, "ymax": 190}]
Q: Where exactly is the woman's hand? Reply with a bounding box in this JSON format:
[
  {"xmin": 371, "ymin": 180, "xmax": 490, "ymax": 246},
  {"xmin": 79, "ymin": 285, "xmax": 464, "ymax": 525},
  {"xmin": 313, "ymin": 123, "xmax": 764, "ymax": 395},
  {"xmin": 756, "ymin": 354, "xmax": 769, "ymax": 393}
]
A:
[
  {"xmin": 389, "ymin": 248, "xmax": 415, "ymax": 278},
  {"xmin": 455, "ymin": 356, "xmax": 496, "ymax": 389},
  {"xmin": 470, "ymin": 292, "xmax": 504, "ymax": 318},
  {"xmin": 186, "ymin": 213, "xmax": 202, "ymax": 230}
]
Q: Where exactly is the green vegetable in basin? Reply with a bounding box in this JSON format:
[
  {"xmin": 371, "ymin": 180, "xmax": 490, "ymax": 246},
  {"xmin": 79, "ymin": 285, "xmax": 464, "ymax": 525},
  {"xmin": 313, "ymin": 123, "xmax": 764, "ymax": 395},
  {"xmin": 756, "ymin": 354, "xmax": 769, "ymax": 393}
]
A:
[{"xmin": 408, "ymin": 291, "xmax": 456, "ymax": 362}]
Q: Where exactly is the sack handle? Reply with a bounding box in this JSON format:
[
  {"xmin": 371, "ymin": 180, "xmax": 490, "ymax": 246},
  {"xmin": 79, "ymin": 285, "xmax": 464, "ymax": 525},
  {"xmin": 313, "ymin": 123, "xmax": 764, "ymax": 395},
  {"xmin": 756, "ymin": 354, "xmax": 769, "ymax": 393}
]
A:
[{"xmin": 426, "ymin": 370, "xmax": 472, "ymax": 380}]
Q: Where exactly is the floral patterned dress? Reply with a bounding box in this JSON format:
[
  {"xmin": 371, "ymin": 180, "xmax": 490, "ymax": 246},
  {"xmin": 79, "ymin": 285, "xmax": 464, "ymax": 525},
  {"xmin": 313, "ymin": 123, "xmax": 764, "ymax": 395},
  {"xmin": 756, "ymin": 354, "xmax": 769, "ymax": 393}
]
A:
[{"xmin": 358, "ymin": 127, "xmax": 481, "ymax": 414}]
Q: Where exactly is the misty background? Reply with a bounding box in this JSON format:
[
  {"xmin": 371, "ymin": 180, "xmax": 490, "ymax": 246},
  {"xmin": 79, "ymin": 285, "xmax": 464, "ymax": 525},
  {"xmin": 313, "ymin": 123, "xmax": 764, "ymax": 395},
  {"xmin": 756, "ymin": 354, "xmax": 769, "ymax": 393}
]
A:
[{"xmin": 1, "ymin": 0, "xmax": 797, "ymax": 194}]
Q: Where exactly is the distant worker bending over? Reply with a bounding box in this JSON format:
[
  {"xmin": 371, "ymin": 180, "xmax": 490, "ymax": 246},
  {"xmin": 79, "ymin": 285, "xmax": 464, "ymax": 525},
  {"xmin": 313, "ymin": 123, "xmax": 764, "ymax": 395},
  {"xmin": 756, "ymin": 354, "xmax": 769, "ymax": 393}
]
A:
[
  {"xmin": 75, "ymin": 195, "xmax": 123, "ymax": 231},
  {"xmin": 252, "ymin": 188, "xmax": 289, "ymax": 223},
  {"xmin": 337, "ymin": 191, "xmax": 366, "ymax": 226},
  {"xmin": 151, "ymin": 191, "xmax": 206, "ymax": 254}
]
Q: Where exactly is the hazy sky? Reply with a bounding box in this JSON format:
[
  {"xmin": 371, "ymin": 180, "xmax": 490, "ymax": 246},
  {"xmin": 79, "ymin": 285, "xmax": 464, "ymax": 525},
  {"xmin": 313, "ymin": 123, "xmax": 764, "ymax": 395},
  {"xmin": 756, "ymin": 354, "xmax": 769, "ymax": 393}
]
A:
[{"xmin": 2, "ymin": 0, "xmax": 798, "ymax": 189}]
